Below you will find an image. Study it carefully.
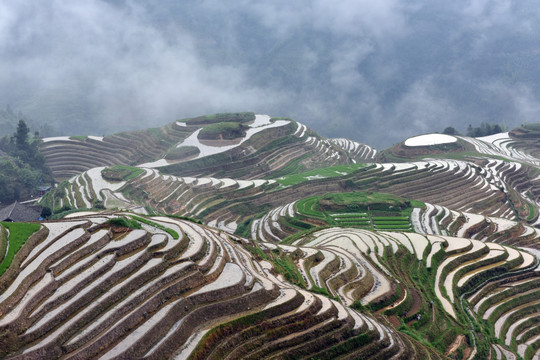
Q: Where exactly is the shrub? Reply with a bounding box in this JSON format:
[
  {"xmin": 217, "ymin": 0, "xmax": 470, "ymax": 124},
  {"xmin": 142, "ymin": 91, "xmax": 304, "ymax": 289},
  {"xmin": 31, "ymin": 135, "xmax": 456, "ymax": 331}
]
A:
[
  {"xmin": 40, "ymin": 206, "xmax": 52, "ymax": 218},
  {"xmin": 234, "ymin": 218, "xmax": 252, "ymax": 238},
  {"xmin": 56, "ymin": 205, "xmax": 71, "ymax": 213},
  {"xmin": 199, "ymin": 122, "xmax": 247, "ymax": 140},
  {"xmin": 93, "ymin": 200, "xmax": 106, "ymax": 210},
  {"xmin": 107, "ymin": 216, "xmax": 141, "ymax": 229},
  {"xmin": 351, "ymin": 300, "xmax": 366, "ymax": 312}
]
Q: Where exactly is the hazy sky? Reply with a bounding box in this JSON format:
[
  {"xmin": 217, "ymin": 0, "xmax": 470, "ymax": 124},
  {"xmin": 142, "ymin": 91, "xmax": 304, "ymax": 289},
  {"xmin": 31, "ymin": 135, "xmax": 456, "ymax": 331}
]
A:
[{"xmin": 1, "ymin": 0, "xmax": 540, "ymax": 148}]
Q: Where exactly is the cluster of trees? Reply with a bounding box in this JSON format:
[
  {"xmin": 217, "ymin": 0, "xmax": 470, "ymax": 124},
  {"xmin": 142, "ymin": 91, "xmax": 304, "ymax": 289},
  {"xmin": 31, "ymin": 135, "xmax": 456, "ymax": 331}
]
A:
[
  {"xmin": 0, "ymin": 120, "xmax": 53, "ymax": 204},
  {"xmin": 466, "ymin": 123, "xmax": 505, "ymax": 137},
  {"xmin": 443, "ymin": 122, "xmax": 506, "ymax": 137}
]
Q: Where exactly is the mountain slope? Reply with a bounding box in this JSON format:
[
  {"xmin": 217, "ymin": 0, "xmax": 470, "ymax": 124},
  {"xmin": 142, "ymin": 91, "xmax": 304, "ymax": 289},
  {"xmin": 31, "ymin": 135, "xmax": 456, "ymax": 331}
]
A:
[
  {"xmin": 40, "ymin": 113, "xmax": 375, "ymax": 181},
  {"xmin": 11, "ymin": 115, "xmax": 540, "ymax": 359},
  {"xmin": 0, "ymin": 215, "xmax": 444, "ymax": 359}
]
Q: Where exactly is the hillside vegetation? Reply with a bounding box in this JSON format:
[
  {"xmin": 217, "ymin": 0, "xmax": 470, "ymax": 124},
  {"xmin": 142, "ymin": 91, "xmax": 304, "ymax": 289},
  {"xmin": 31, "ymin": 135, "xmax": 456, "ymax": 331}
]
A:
[
  {"xmin": 0, "ymin": 120, "xmax": 53, "ymax": 204},
  {"xmin": 2, "ymin": 113, "xmax": 540, "ymax": 359},
  {"xmin": 179, "ymin": 112, "xmax": 255, "ymax": 126},
  {"xmin": 198, "ymin": 122, "xmax": 247, "ymax": 140}
]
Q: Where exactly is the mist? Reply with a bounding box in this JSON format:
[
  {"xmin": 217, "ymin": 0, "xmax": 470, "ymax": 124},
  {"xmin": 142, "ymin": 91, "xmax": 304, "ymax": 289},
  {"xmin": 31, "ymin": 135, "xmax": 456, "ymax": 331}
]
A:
[{"xmin": 1, "ymin": 0, "xmax": 540, "ymax": 148}]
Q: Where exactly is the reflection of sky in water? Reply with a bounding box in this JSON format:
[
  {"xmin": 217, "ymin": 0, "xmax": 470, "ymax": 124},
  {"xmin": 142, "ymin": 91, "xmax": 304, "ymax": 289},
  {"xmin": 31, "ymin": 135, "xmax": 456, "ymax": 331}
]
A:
[
  {"xmin": 177, "ymin": 114, "xmax": 289, "ymax": 159},
  {"xmin": 520, "ymin": 247, "xmax": 540, "ymax": 261}
]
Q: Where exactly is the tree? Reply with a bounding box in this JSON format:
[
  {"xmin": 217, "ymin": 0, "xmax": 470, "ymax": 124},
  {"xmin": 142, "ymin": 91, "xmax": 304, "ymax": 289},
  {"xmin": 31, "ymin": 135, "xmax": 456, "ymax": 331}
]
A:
[
  {"xmin": 443, "ymin": 126, "xmax": 458, "ymax": 135},
  {"xmin": 15, "ymin": 120, "xmax": 29, "ymax": 151},
  {"xmin": 0, "ymin": 120, "xmax": 53, "ymax": 204},
  {"xmin": 467, "ymin": 122, "xmax": 505, "ymax": 137},
  {"xmin": 40, "ymin": 207, "xmax": 52, "ymax": 218}
]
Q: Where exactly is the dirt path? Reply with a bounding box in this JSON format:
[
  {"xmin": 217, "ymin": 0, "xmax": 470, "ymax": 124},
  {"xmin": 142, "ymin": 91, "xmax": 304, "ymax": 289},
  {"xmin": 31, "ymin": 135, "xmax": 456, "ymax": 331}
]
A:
[
  {"xmin": 408, "ymin": 289, "xmax": 422, "ymax": 316},
  {"xmin": 377, "ymin": 286, "xmax": 408, "ymax": 314},
  {"xmin": 446, "ymin": 334, "xmax": 465, "ymax": 356},
  {"xmin": 388, "ymin": 315, "xmax": 401, "ymax": 328},
  {"xmin": 462, "ymin": 346, "xmax": 472, "ymax": 359},
  {"xmin": 405, "ymin": 290, "xmax": 423, "ymax": 326}
]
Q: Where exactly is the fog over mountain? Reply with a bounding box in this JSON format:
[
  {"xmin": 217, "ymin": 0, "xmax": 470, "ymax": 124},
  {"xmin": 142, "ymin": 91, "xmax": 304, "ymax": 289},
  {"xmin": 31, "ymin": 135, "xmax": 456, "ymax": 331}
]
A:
[{"xmin": 1, "ymin": 0, "xmax": 540, "ymax": 148}]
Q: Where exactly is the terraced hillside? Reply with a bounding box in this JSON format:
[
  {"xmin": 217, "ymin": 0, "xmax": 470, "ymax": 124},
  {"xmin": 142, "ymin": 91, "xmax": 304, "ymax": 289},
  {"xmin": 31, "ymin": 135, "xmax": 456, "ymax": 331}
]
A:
[
  {"xmin": 40, "ymin": 113, "xmax": 376, "ymax": 181},
  {"xmin": 17, "ymin": 117, "xmax": 540, "ymax": 359},
  {"xmin": 0, "ymin": 214, "xmax": 445, "ymax": 359},
  {"xmin": 2, "ymin": 213, "xmax": 540, "ymax": 359},
  {"xmin": 158, "ymin": 117, "xmax": 376, "ymax": 180},
  {"xmin": 253, "ymin": 195, "xmax": 540, "ymax": 250},
  {"xmin": 379, "ymin": 131, "xmax": 540, "ymax": 168},
  {"xmin": 44, "ymin": 156, "xmax": 540, "ymax": 235},
  {"xmin": 39, "ymin": 123, "xmax": 193, "ymax": 180}
]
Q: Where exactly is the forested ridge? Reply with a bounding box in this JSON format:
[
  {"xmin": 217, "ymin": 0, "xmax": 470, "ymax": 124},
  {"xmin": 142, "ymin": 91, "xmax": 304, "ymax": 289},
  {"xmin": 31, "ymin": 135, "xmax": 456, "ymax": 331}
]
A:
[{"xmin": 0, "ymin": 120, "xmax": 53, "ymax": 204}]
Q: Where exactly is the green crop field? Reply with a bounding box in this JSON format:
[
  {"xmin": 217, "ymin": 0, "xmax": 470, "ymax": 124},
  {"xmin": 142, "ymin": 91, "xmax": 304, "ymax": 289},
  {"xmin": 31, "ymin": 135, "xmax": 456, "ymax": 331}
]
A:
[
  {"xmin": 275, "ymin": 163, "xmax": 367, "ymax": 186},
  {"xmin": 0, "ymin": 222, "xmax": 41, "ymax": 275},
  {"xmin": 102, "ymin": 165, "xmax": 144, "ymax": 181},
  {"xmin": 288, "ymin": 191, "xmax": 418, "ymax": 232}
]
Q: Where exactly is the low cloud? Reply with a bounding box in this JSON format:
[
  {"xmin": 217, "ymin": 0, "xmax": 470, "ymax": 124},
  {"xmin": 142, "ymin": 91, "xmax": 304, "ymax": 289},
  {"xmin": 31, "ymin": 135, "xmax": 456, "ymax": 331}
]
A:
[
  {"xmin": 0, "ymin": 1, "xmax": 287, "ymax": 134},
  {"xmin": 1, "ymin": 0, "xmax": 540, "ymax": 148}
]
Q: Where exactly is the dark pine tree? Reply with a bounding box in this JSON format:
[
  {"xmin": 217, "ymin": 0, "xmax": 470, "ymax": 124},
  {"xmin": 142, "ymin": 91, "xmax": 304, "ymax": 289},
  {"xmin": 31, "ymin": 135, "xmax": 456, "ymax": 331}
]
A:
[{"xmin": 15, "ymin": 119, "xmax": 30, "ymax": 151}]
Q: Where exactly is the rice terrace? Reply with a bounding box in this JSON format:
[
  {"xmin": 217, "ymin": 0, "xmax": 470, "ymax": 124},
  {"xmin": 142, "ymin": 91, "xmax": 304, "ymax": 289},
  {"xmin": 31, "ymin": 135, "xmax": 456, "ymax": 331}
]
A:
[{"xmin": 3, "ymin": 112, "xmax": 540, "ymax": 360}]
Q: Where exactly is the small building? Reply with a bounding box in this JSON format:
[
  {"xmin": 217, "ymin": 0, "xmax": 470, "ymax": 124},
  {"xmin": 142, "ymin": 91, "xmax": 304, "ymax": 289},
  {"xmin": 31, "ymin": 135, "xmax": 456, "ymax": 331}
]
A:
[
  {"xmin": 0, "ymin": 201, "xmax": 42, "ymax": 222},
  {"xmin": 37, "ymin": 185, "xmax": 52, "ymax": 197}
]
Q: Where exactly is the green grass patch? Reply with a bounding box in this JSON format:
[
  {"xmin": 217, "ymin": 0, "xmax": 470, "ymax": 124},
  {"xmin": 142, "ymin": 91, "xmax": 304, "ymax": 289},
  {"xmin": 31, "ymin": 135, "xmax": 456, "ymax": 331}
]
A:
[
  {"xmin": 199, "ymin": 122, "xmax": 247, "ymax": 140},
  {"xmin": 108, "ymin": 216, "xmax": 142, "ymax": 229},
  {"xmin": 234, "ymin": 218, "xmax": 252, "ymax": 238},
  {"xmin": 335, "ymin": 219, "xmax": 371, "ymax": 224},
  {"xmin": 372, "ymin": 216, "xmax": 410, "ymax": 221},
  {"xmin": 264, "ymin": 154, "xmax": 311, "ymax": 179},
  {"xmin": 281, "ymin": 191, "xmax": 421, "ymax": 237},
  {"xmin": 374, "ymin": 225, "xmax": 412, "ymax": 230},
  {"xmin": 274, "ymin": 163, "xmax": 367, "ymax": 186},
  {"xmin": 164, "ymin": 146, "xmax": 200, "ymax": 160},
  {"xmin": 527, "ymin": 203, "xmax": 536, "ymax": 221},
  {"xmin": 287, "ymin": 217, "xmax": 314, "ymax": 230},
  {"xmin": 320, "ymin": 191, "xmax": 416, "ymax": 212},
  {"xmin": 102, "ymin": 165, "xmax": 144, "ymax": 181},
  {"xmin": 296, "ymin": 196, "xmax": 326, "ymax": 219},
  {"xmin": 271, "ymin": 255, "xmax": 306, "ymax": 287},
  {"xmin": 181, "ymin": 112, "xmax": 255, "ymax": 126},
  {"xmin": 130, "ymin": 215, "xmax": 179, "ymax": 239},
  {"xmin": 0, "ymin": 222, "xmax": 41, "ymax": 275},
  {"xmin": 310, "ymin": 285, "xmax": 339, "ymax": 301},
  {"xmin": 244, "ymin": 244, "xmax": 267, "ymax": 261},
  {"xmin": 373, "ymin": 221, "xmax": 410, "ymax": 225},
  {"xmin": 335, "ymin": 223, "xmax": 371, "ymax": 228},
  {"xmin": 331, "ymin": 213, "xmax": 368, "ymax": 218},
  {"xmin": 69, "ymin": 135, "xmax": 87, "ymax": 141}
]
